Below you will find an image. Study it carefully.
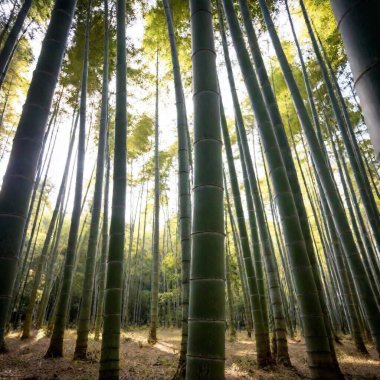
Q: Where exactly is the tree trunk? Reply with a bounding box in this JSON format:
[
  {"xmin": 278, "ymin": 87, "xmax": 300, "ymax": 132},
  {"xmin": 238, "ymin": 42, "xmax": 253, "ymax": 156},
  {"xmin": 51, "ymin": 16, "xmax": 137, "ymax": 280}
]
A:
[
  {"xmin": 330, "ymin": 0, "xmax": 380, "ymax": 160},
  {"xmin": 0, "ymin": 2, "xmax": 18, "ymax": 48},
  {"xmin": 217, "ymin": 3, "xmax": 274, "ymax": 364},
  {"xmin": 98, "ymin": 0, "xmax": 127, "ymax": 375},
  {"xmin": 222, "ymin": 0, "xmax": 340, "ymax": 376},
  {"xmin": 258, "ymin": 0, "xmax": 380, "ymax": 356},
  {"xmin": 74, "ymin": 0, "xmax": 109, "ymax": 359},
  {"xmin": 94, "ymin": 141, "xmax": 110, "ymax": 341},
  {"xmin": 186, "ymin": 1, "xmax": 225, "ymax": 378},
  {"xmin": 0, "ymin": 0, "xmax": 77, "ymax": 351},
  {"xmin": 148, "ymin": 50, "xmax": 160, "ymax": 345},
  {"xmin": 300, "ymin": 0, "xmax": 380, "ymax": 262},
  {"xmin": 45, "ymin": 1, "xmax": 90, "ymax": 358},
  {"xmin": 225, "ymin": 208, "xmax": 236, "ymax": 341},
  {"xmin": 162, "ymin": 0, "xmax": 191, "ymax": 377},
  {"xmin": 225, "ymin": 185, "xmax": 253, "ymax": 338},
  {"xmin": 21, "ymin": 120, "xmax": 76, "ymax": 339},
  {"xmin": 0, "ymin": 0, "xmax": 33, "ymax": 90}
]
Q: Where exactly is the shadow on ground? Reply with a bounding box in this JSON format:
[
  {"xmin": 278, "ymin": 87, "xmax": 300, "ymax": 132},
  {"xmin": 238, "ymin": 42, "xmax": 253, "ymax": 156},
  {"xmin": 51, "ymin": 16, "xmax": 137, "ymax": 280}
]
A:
[{"xmin": 0, "ymin": 328, "xmax": 378, "ymax": 379}]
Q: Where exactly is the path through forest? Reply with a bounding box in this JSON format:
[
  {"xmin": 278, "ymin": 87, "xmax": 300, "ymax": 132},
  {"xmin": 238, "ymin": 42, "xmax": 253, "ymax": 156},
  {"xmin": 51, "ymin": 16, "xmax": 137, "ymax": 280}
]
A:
[{"xmin": 0, "ymin": 328, "xmax": 379, "ymax": 379}]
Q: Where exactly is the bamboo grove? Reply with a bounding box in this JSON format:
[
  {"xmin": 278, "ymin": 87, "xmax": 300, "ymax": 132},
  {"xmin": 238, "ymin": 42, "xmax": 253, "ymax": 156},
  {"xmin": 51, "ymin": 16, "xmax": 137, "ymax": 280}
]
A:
[{"xmin": 0, "ymin": 0, "xmax": 379, "ymax": 379}]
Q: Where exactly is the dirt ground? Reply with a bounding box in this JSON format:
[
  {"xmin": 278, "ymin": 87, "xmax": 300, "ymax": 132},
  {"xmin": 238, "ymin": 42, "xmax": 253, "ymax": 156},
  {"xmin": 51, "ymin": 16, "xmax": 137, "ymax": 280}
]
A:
[{"xmin": 0, "ymin": 328, "xmax": 379, "ymax": 379}]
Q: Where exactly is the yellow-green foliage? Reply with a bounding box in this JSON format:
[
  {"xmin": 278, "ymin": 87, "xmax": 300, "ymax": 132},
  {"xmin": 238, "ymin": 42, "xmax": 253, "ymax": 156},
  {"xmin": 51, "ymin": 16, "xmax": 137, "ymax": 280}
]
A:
[
  {"xmin": 296, "ymin": 0, "xmax": 346, "ymax": 70},
  {"xmin": 142, "ymin": 0, "xmax": 191, "ymax": 86}
]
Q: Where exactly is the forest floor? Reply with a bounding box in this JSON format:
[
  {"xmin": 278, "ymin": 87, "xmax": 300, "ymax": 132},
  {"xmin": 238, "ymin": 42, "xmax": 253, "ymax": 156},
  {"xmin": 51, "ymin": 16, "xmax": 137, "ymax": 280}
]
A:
[{"xmin": 0, "ymin": 328, "xmax": 379, "ymax": 379}]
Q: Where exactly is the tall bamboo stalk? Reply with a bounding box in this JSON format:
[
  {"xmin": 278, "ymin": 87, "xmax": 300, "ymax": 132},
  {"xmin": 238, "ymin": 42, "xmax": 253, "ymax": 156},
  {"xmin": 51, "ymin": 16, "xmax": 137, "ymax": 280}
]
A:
[
  {"xmin": 0, "ymin": 0, "xmax": 33, "ymax": 90},
  {"xmin": 0, "ymin": 0, "xmax": 77, "ymax": 350},
  {"xmin": 99, "ymin": 0, "xmax": 127, "ymax": 375},
  {"xmin": 162, "ymin": 0, "xmax": 191, "ymax": 375},
  {"xmin": 186, "ymin": 1, "xmax": 225, "ymax": 378},
  {"xmin": 21, "ymin": 120, "xmax": 77, "ymax": 339},
  {"xmin": 330, "ymin": 0, "xmax": 380, "ymax": 160},
  {"xmin": 258, "ymin": 0, "xmax": 380, "ymax": 356},
  {"xmin": 223, "ymin": 0, "xmax": 339, "ymax": 376},
  {"xmin": 148, "ymin": 50, "xmax": 160, "ymax": 345},
  {"xmin": 45, "ymin": 0, "xmax": 90, "ymax": 357},
  {"xmin": 74, "ymin": 0, "xmax": 109, "ymax": 359},
  {"xmin": 299, "ymin": 0, "xmax": 380, "ymax": 256}
]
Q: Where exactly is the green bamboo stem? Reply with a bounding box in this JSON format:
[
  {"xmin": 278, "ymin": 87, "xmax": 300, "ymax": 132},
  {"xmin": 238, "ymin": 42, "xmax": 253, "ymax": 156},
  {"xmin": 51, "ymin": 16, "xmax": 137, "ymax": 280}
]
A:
[
  {"xmin": 329, "ymin": 0, "xmax": 380, "ymax": 160},
  {"xmin": 148, "ymin": 50, "xmax": 160, "ymax": 345},
  {"xmin": 217, "ymin": 3, "xmax": 274, "ymax": 363},
  {"xmin": 258, "ymin": 0, "xmax": 380, "ymax": 356},
  {"xmin": 299, "ymin": 0, "xmax": 380, "ymax": 257},
  {"xmin": 0, "ymin": 2, "xmax": 17, "ymax": 48},
  {"xmin": 186, "ymin": 1, "xmax": 225, "ymax": 377},
  {"xmin": 225, "ymin": 183, "xmax": 253, "ymax": 338},
  {"xmin": 0, "ymin": 0, "xmax": 77, "ymax": 351},
  {"xmin": 225, "ymin": 208, "xmax": 236, "ymax": 341},
  {"xmin": 21, "ymin": 120, "xmax": 76, "ymax": 339},
  {"xmin": 99, "ymin": 0, "xmax": 127, "ymax": 375},
  {"xmin": 220, "ymin": 101, "xmax": 271, "ymax": 366},
  {"xmin": 45, "ymin": 1, "xmax": 90, "ymax": 358},
  {"xmin": 162, "ymin": 0, "xmax": 192, "ymax": 375},
  {"xmin": 0, "ymin": 0, "xmax": 33, "ymax": 90},
  {"xmin": 12, "ymin": 99, "xmax": 63, "ymax": 318},
  {"xmin": 223, "ymin": 0, "xmax": 340, "ymax": 376},
  {"xmin": 74, "ymin": 0, "xmax": 109, "ymax": 358}
]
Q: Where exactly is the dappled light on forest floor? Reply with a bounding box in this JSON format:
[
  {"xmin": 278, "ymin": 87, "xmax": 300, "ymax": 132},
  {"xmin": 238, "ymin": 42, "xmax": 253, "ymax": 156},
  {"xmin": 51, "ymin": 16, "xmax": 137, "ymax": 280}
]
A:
[{"xmin": 0, "ymin": 328, "xmax": 378, "ymax": 379}]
